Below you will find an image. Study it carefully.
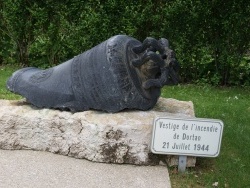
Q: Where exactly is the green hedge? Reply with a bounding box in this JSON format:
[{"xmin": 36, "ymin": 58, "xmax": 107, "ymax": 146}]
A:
[{"xmin": 0, "ymin": 0, "xmax": 249, "ymax": 85}]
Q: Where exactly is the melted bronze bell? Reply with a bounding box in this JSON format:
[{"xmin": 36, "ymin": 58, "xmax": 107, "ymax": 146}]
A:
[{"xmin": 7, "ymin": 35, "xmax": 179, "ymax": 112}]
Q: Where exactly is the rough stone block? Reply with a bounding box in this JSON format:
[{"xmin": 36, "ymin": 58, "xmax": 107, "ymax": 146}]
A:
[{"xmin": 0, "ymin": 97, "xmax": 195, "ymax": 166}]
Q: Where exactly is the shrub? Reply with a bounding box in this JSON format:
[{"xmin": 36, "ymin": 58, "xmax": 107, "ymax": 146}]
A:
[{"xmin": 0, "ymin": 0, "xmax": 249, "ymax": 85}]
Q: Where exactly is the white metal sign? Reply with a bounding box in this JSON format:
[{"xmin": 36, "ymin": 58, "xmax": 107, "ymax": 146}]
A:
[{"xmin": 151, "ymin": 117, "xmax": 223, "ymax": 157}]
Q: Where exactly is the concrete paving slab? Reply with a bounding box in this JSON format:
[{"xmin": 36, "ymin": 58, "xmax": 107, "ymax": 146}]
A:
[{"xmin": 0, "ymin": 150, "xmax": 171, "ymax": 188}]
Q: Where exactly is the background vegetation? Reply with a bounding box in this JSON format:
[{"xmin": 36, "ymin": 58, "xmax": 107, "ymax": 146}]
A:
[{"xmin": 0, "ymin": 0, "xmax": 249, "ymax": 86}]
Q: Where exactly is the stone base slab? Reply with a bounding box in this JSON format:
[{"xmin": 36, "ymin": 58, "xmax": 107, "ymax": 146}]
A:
[{"xmin": 0, "ymin": 97, "xmax": 196, "ymax": 166}]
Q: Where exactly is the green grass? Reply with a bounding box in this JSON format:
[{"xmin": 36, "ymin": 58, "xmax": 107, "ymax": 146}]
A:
[
  {"xmin": 1, "ymin": 65, "xmax": 250, "ymax": 187},
  {"xmin": 162, "ymin": 85, "xmax": 250, "ymax": 188},
  {"xmin": 0, "ymin": 65, "xmax": 23, "ymax": 100}
]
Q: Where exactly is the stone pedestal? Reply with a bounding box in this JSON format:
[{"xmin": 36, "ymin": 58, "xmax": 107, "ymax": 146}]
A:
[{"xmin": 0, "ymin": 97, "xmax": 196, "ymax": 166}]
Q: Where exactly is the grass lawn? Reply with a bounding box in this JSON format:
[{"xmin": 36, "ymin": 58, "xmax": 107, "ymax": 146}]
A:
[
  {"xmin": 162, "ymin": 85, "xmax": 250, "ymax": 187},
  {"xmin": 1, "ymin": 65, "xmax": 250, "ymax": 187},
  {"xmin": 0, "ymin": 65, "xmax": 23, "ymax": 100}
]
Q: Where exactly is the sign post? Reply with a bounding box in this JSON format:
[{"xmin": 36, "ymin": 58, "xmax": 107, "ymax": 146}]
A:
[
  {"xmin": 151, "ymin": 117, "xmax": 223, "ymax": 172},
  {"xmin": 178, "ymin": 155, "xmax": 187, "ymax": 173}
]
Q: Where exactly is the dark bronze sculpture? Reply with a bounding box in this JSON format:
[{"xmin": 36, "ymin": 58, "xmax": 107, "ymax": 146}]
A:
[{"xmin": 7, "ymin": 35, "xmax": 179, "ymax": 112}]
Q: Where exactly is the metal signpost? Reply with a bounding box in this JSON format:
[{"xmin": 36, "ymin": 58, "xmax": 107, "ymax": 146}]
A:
[{"xmin": 151, "ymin": 117, "xmax": 224, "ymax": 173}]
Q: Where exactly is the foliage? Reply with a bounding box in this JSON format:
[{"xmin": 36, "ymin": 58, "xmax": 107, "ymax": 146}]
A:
[
  {"xmin": 159, "ymin": 0, "xmax": 250, "ymax": 85},
  {"xmin": 0, "ymin": 0, "xmax": 36, "ymax": 66},
  {"xmin": 0, "ymin": 0, "xmax": 250, "ymax": 85}
]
